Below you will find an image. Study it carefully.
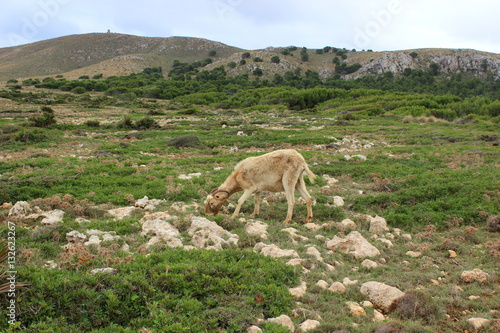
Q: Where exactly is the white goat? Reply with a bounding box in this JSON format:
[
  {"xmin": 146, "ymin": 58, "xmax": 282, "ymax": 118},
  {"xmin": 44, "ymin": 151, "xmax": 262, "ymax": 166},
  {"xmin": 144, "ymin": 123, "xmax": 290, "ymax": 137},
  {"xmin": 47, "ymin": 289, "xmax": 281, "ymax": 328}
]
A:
[{"xmin": 204, "ymin": 149, "xmax": 316, "ymax": 223}]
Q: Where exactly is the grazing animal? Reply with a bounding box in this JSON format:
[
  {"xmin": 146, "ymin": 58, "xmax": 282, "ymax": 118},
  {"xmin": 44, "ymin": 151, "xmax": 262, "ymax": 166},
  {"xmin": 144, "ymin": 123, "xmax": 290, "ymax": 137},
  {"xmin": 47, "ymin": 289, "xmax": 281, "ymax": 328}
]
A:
[{"xmin": 205, "ymin": 149, "xmax": 316, "ymax": 223}]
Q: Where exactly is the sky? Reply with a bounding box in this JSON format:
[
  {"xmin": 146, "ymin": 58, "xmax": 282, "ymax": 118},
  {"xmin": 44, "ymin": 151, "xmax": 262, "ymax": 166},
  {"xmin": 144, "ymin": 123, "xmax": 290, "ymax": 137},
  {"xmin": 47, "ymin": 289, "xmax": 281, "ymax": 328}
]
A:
[{"xmin": 1, "ymin": 0, "xmax": 500, "ymax": 53}]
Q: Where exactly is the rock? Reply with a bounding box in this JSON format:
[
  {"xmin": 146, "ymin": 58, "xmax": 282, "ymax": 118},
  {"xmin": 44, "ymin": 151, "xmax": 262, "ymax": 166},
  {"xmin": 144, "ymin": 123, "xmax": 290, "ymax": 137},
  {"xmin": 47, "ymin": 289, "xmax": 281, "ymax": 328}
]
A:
[
  {"xmin": 66, "ymin": 230, "xmax": 87, "ymax": 243},
  {"xmin": 247, "ymin": 326, "xmax": 262, "ymax": 333},
  {"xmin": 304, "ymin": 223, "xmax": 322, "ymax": 231},
  {"xmin": 333, "ymin": 196, "xmax": 344, "ymax": 206},
  {"xmin": 368, "ymin": 215, "xmax": 389, "ymax": 235},
  {"xmin": 255, "ymin": 242, "xmax": 300, "ymax": 259},
  {"xmin": 337, "ymin": 219, "xmax": 357, "ymax": 231},
  {"xmin": 342, "ymin": 277, "xmax": 359, "ymax": 286},
  {"xmin": 41, "ymin": 209, "xmax": 65, "ymax": 225},
  {"xmin": 322, "ymin": 174, "xmax": 338, "ymax": 185},
  {"xmin": 467, "ymin": 317, "xmax": 491, "ymax": 330},
  {"xmin": 461, "ymin": 268, "xmax": 490, "ymax": 283},
  {"xmin": 346, "ymin": 302, "xmax": 366, "ymax": 316},
  {"xmin": 1, "ymin": 202, "xmax": 13, "ymax": 210},
  {"xmin": 134, "ymin": 196, "xmax": 166, "ymax": 210},
  {"xmin": 360, "ymin": 281, "xmax": 405, "ymax": 312},
  {"xmin": 108, "ymin": 206, "xmax": 137, "ymax": 220},
  {"xmin": 245, "ymin": 221, "xmax": 269, "ymax": 239},
  {"xmin": 145, "ymin": 235, "xmax": 183, "ymax": 249},
  {"xmin": 299, "ymin": 319, "xmax": 321, "ymax": 332},
  {"xmin": 267, "ymin": 315, "xmax": 295, "ymax": 332},
  {"xmin": 140, "ymin": 219, "xmax": 180, "ymax": 238},
  {"xmin": 326, "ymin": 231, "xmax": 380, "ymax": 259},
  {"xmin": 139, "ymin": 211, "xmax": 177, "ymax": 223},
  {"xmin": 166, "ymin": 135, "xmax": 204, "ymax": 149},
  {"xmin": 448, "ymin": 250, "xmax": 457, "ymax": 258},
  {"xmin": 44, "ymin": 260, "xmax": 58, "ymax": 269},
  {"xmin": 84, "ymin": 235, "xmax": 101, "ymax": 247},
  {"xmin": 376, "ymin": 238, "xmax": 393, "ymax": 248},
  {"xmin": 328, "ymin": 282, "xmax": 346, "ymax": 293},
  {"xmin": 178, "ymin": 173, "xmax": 202, "ymax": 180},
  {"xmin": 361, "ymin": 259, "xmax": 379, "ymax": 269},
  {"xmin": 90, "ymin": 267, "xmax": 117, "ymax": 275},
  {"xmin": 372, "ymin": 309, "xmax": 386, "ymax": 322},
  {"xmin": 8, "ymin": 201, "xmax": 31, "ymax": 219},
  {"xmin": 187, "ymin": 217, "xmax": 238, "ymax": 250},
  {"xmin": 306, "ymin": 246, "xmax": 323, "ymax": 261},
  {"xmin": 406, "ymin": 251, "xmax": 422, "ymax": 258},
  {"xmin": 289, "ymin": 281, "xmax": 307, "ymax": 298},
  {"xmin": 315, "ymin": 280, "xmax": 329, "ymax": 289}
]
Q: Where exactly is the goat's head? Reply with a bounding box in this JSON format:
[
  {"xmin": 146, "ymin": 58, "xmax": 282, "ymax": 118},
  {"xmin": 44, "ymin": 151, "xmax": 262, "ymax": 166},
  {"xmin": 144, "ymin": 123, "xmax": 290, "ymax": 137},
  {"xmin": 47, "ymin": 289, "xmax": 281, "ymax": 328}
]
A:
[{"xmin": 204, "ymin": 189, "xmax": 230, "ymax": 216}]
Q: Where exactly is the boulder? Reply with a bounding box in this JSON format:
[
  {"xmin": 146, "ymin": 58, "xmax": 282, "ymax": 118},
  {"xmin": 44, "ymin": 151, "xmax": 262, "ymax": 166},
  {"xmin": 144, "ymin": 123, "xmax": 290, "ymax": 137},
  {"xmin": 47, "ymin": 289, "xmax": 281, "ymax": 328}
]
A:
[
  {"xmin": 360, "ymin": 281, "xmax": 405, "ymax": 312},
  {"xmin": 254, "ymin": 242, "xmax": 300, "ymax": 259},
  {"xmin": 346, "ymin": 302, "xmax": 366, "ymax": 316},
  {"xmin": 326, "ymin": 231, "xmax": 380, "ymax": 259},
  {"xmin": 41, "ymin": 209, "xmax": 65, "ymax": 225},
  {"xmin": 298, "ymin": 319, "xmax": 321, "ymax": 332},
  {"xmin": 66, "ymin": 230, "xmax": 87, "ymax": 243},
  {"xmin": 289, "ymin": 281, "xmax": 307, "ymax": 298},
  {"xmin": 187, "ymin": 217, "xmax": 238, "ymax": 250},
  {"xmin": 108, "ymin": 206, "xmax": 137, "ymax": 220},
  {"xmin": 267, "ymin": 315, "xmax": 295, "ymax": 332},
  {"xmin": 467, "ymin": 318, "xmax": 491, "ymax": 330},
  {"xmin": 245, "ymin": 220, "xmax": 269, "ymax": 239},
  {"xmin": 140, "ymin": 219, "xmax": 180, "ymax": 238},
  {"xmin": 368, "ymin": 215, "xmax": 389, "ymax": 235}
]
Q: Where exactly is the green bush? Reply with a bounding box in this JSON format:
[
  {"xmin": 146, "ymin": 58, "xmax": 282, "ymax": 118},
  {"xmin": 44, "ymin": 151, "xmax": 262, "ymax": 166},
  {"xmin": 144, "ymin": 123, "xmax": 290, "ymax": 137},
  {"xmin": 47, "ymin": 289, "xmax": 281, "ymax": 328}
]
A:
[{"xmin": 11, "ymin": 249, "xmax": 297, "ymax": 331}]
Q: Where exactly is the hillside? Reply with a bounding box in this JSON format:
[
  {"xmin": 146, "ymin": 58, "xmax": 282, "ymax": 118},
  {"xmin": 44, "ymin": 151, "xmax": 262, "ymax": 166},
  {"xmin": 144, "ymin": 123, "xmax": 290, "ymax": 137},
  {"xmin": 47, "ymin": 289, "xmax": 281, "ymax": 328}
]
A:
[
  {"xmin": 0, "ymin": 33, "xmax": 242, "ymax": 80},
  {"xmin": 2, "ymin": 33, "xmax": 500, "ymax": 82}
]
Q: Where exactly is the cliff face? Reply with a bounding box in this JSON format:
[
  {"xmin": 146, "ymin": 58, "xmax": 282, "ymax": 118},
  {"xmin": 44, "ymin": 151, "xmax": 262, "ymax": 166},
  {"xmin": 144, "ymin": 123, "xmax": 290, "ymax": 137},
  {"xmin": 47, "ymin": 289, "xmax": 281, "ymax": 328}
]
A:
[{"xmin": 345, "ymin": 49, "xmax": 500, "ymax": 79}]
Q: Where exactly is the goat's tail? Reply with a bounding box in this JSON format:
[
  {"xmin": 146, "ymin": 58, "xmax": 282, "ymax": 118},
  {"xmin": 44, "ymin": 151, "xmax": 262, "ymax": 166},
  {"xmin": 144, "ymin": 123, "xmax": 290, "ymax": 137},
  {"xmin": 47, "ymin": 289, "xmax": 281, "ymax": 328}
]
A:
[{"xmin": 304, "ymin": 165, "xmax": 317, "ymax": 184}]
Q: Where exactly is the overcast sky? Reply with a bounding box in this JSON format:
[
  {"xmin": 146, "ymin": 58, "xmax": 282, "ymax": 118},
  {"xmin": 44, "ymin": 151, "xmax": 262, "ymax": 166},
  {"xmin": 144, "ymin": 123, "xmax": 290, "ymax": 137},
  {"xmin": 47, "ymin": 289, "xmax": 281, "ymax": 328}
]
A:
[{"xmin": 1, "ymin": 0, "xmax": 499, "ymax": 53}]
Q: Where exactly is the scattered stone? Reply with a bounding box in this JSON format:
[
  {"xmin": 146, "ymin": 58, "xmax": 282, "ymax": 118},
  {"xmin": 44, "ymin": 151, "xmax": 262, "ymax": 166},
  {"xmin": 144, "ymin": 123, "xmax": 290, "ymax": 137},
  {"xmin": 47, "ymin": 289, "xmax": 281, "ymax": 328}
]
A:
[
  {"xmin": 90, "ymin": 267, "xmax": 117, "ymax": 275},
  {"xmin": 306, "ymin": 246, "xmax": 323, "ymax": 261},
  {"xmin": 337, "ymin": 219, "xmax": 357, "ymax": 231},
  {"xmin": 304, "ymin": 223, "xmax": 322, "ymax": 231},
  {"xmin": 286, "ymin": 258, "xmax": 306, "ymax": 267},
  {"xmin": 44, "ymin": 260, "xmax": 58, "ymax": 269},
  {"xmin": 360, "ymin": 281, "xmax": 405, "ymax": 312},
  {"xmin": 467, "ymin": 317, "xmax": 491, "ymax": 330},
  {"xmin": 84, "ymin": 235, "xmax": 101, "ymax": 247},
  {"xmin": 315, "ymin": 280, "xmax": 329, "ymax": 289},
  {"xmin": 178, "ymin": 173, "xmax": 202, "ymax": 180},
  {"xmin": 406, "ymin": 251, "xmax": 422, "ymax": 258},
  {"xmin": 134, "ymin": 196, "xmax": 166, "ymax": 210},
  {"xmin": 322, "ymin": 174, "xmax": 338, "ymax": 185},
  {"xmin": 376, "ymin": 238, "xmax": 393, "ymax": 248},
  {"xmin": 66, "ymin": 230, "xmax": 87, "ymax": 243},
  {"xmin": 342, "ymin": 277, "xmax": 359, "ymax": 286},
  {"xmin": 108, "ymin": 206, "xmax": 137, "ymax": 220},
  {"xmin": 344, "ymin": 154, "xmax": 367, "ymax": 161},
  {"xmin": 326, "ymin": 231, "xmax": 381, "ymax": 259},
  {"xmin": 8, "ymin": 201, "xmax": 31, "ymax": 219},
  {"xmin": 255, "ymin": 242, "xmax": 300, "ymax": 259},
  {"xmin": 461, "ymin": 268, "xmax": 490, "ymax": 283},
  {"xmin": 328, "ymin": 282, "xmax": 346, "ymax": 293},
  {"xmin": 1, "ymin": 202, "xmax": 13, "ymax": 210},
  {"xmin": 372, "ymin": 309, "xmax": 386, "ymax": 322},
  {"xmin": 368, "ymin": 215, "xmax": 389, "ymax": 235},
  {"xmin": 289, "ymin": 281, "xmax": 307, "ymax": 298},
  {"xmin": 245, "ymin": 221, "xmax": 269, "ymax": 239},
  {"xmin": 333, "ymin": 196, "xmax": 345, "ymax": 207},
  {"xmin": 346, "ymin": 302, "xmax": 366, "ymax": 316},
  {"xmin": 448, "ymin": 250, "xmax": 457, "ymax": 258},
  {"xmin": 401, "ymin": 234, "xmax": 412, "ymax": 241},
  {"xmin": 188, "ymin": 217, "xmax": 238, "ymax": 250},
  {"xmin": 267, "ymin": 315, "xmax": 295, "ymax": 332},
  {"xmin": 299, "ymin": 319, "xmax": 321, "ymax": 332},
  {"xmin": 140, "ymin": 219, "xmax": 180, "ymax": 238},
  {"xmin": 247, "ymin": 326, "xmax": 262, "ymax": 333},
  {"xmin": 41, "ymin": 209, "xmax": 65, "ymax": 225},
  {"xmin": 361, "ymin": 259, "xmax": 379, "ymax": 269}
]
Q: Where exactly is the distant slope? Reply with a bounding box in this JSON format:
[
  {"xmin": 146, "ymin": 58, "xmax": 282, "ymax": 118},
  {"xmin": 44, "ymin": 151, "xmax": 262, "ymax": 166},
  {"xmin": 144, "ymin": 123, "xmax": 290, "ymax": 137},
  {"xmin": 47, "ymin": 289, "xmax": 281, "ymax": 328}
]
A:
[
  {"xmin": 1, "ymin": 33, "xmax": 500, "ymax": 81},
  {"xmin": 0, "ymin": 33, "xmax": 243, "ymax": 80}
]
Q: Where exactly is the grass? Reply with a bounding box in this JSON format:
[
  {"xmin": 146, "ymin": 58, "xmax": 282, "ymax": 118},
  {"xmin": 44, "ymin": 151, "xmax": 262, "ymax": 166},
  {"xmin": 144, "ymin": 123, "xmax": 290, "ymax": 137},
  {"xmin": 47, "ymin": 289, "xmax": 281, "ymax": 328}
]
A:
[{"xmin": 0, "ymin": 85, "xmax": 498, "ymax": 332}]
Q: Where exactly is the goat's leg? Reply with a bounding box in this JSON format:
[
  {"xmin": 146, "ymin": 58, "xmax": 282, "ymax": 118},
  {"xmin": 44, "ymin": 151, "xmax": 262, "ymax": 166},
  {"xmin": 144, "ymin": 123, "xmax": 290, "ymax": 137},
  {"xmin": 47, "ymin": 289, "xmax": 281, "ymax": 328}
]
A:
[
  {"xmin": 251, "ymin": 192, "xmax": 261, "ymax": 218},
  {"xmin": 282, "ymin": 176, "xmax": 297, "ymax": 224},
  {"xmin": 231, "ymin": 189, "xmax": 254, "ymax": 219},
  {"xmin": 297, "ymin": 177, "xmax": 313, "ymax": 223}
]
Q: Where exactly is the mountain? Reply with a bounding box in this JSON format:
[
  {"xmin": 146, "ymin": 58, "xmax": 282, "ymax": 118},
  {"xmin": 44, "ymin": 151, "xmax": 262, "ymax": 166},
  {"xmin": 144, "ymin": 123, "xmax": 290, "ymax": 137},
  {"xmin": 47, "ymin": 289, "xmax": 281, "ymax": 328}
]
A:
[{"xmin": 1, "ymin": 33, "xmax": 500, "ymax": 81}]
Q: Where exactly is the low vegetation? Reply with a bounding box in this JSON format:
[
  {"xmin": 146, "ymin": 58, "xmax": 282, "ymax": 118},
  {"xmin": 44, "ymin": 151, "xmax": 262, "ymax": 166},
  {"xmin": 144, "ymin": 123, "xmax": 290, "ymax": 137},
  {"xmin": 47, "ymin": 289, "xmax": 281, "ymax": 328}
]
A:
[{"xmin": 0, "ymin": 64, "xmax": 498, "ymax": 332}]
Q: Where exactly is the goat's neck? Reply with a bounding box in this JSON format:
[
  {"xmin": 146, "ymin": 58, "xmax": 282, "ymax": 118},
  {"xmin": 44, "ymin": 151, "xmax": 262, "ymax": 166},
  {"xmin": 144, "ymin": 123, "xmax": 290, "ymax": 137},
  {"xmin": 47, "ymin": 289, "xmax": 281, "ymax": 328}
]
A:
[{"xmin": 218, "ymin": 173, "xmax": 242, "ymax": 196}]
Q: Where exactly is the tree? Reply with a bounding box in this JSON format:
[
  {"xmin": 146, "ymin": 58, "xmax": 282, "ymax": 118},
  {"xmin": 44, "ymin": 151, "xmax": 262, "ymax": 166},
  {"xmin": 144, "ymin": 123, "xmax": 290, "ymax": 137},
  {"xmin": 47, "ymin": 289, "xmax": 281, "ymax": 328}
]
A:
[
  {"xmin": 271, "ymin": 56, "xmax": 280, "ymax": 64},
  {"xmin": 242, "ymin": 52, "xmax": 251, "ymax": 59},
  {"xmin": 253, "ymin": 68, "xmax": 263, "ymax": 76},
  {"xmin": 228, "ymin": 61, "xmax": 237, "ymax": 69},
  {"xmin": 209, "ymin": 50, "xmax": 217, "ymax": 57}
]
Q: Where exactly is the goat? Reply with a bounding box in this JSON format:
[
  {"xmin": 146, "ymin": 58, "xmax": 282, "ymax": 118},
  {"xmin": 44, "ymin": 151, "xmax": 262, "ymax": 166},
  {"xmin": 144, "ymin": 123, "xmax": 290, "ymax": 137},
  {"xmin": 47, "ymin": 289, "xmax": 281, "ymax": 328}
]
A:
[{"xmin": 204, "ymin": 149, "xmax": 316, "ymax": 223}]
